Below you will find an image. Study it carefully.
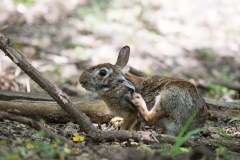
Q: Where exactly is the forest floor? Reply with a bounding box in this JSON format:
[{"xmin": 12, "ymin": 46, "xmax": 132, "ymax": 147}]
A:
[{"xmin": 0, "ymin": 0, "xmax": 240, "ymax": 159}]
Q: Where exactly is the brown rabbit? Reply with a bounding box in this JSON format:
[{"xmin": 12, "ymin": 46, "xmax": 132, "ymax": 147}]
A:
[{"xmin": 79, "ymin": 46, "xmax": 207, "ymax": 135}]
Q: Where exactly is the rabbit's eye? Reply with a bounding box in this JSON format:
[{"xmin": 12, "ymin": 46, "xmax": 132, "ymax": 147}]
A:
[{"xmin": 99, "ymin": 69, "xmax": 107, "ymax": 76}]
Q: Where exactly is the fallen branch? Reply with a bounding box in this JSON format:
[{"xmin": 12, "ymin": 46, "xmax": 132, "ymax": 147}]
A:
[
  {"xmin": 0, "ymin": 111, "xmax": 75, "ymax": 146},
  {"xmin": 204, "ymin": 97, "xmax": 240, "ymax": 109},
  {"xmin": 199, "ymin": 137, "xmax": 240, "ymax": 153},
  {"xmin": 0, "ymin": 90, "xmax": 113, "ymax": 123},
  {"xmin": 0, "ymin": 90, "xmax": 239, "ymax": 123},
  {"xmin": 205, "ymin": 97, "xmax": 240, "ymax": 120}
]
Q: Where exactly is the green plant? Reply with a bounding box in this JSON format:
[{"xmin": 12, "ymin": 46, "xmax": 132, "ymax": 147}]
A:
[
  {"xmin": 77, "ymin": 0, "xmax": 109, "ymax": 20},
  {"xmin": 207, "ymin": 83, "xmax": 228, "ymax": 94},
  {"xmin": 160, "ymin": 143, "xmax": 170, "ymax": 156},
  {"xmin": 34, "ymin": 141, "xmax": 58, "ymax": 157},
  {"xmin": 0, "ymin": 152, "xmax": 20, "ymax": 160},
  {"xmin": 0, "ymin": 140, "xmax": 66, "ymax": 160},
  {"xmin": 229, "ymin": 109, "xmax": 240, "ymax": 123},
  {"xmin": 229, "ymin": 117, "xmax": 240, "ymax": 123},
  {"xmin": 74, "ymin": 46, "xmax": 90, "ymax": 61},
  {"xmin": 171, "ymin": 108, "xmax": 204, "ymax": 156},
  {"xmin": 207, "ymin": 83, "xmax": 236, "ymax": 99},
  {"xmin": 219, "ymin": 69, "xmax": 233, "ymax": 82},
  {"xmin": 59, "ymin": 78, "xmax": 67, "ymax": 85},
  {"xmin": 196, "ymin": 47, "xmax": 217, "ymax": 60},
  {"xmin": 13, "ymin": 0, "xmax": 36, "ymax": 6},
  {"xmin": 215, "ymin": 144, "xmax": 234, "ymax": 160},
  {"xmin": 171, "ymin": 128, "xmax": 203, "ymax": 156},
  {"xmin": 213, "ymin": 128, "xmax": 233, "ymax": 140},
  {"xmin": 53, "ymin": 64, "xmax": 61, "ymax": 73}
]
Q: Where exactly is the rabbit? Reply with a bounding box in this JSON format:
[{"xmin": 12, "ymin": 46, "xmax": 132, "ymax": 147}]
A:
[{"xmin": 79, "ymin": 46, "xmax": 207, "ymax": 135}]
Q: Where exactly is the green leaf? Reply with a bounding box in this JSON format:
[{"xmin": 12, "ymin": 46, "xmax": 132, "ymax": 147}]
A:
[
  {"xmin": 214, "ymin": 128, "xmax": 233, "ymax": 140},
  {"xmin": 229, "ymin": 117, "xmax": 240, "ymax": 123},
  {"xmin": 171, "ymin": 128, "xmax": 203, "ymax": 156}
]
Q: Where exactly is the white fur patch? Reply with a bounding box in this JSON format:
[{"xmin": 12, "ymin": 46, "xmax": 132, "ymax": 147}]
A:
[
  {"xmin": 141, "ymin": 98, "xmax": 148, "ymax": 111},
  {"xmin": 149, "ymin": 94, "xmax": 161, "ymax": 114}
]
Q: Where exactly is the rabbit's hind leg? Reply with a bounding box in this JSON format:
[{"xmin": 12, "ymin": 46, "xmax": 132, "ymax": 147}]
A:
[{"xmin": 131, "ymin": 92, "xmax": 164, "ymax": 125}]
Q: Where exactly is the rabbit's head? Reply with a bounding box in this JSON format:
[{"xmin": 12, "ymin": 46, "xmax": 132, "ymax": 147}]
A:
[{"xmin": 79, "ymin": 46, "xmax": 135, "ymax": 95}]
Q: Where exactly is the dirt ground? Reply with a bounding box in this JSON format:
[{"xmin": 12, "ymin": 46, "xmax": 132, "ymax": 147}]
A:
[{"xmin": 0, "ymin": 0, "xmax": 240, "ymax": 159}]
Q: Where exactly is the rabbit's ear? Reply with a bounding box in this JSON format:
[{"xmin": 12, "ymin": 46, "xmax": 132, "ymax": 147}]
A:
[
  {"xmin": 116, "ymin": 75, "xmax": 136, "ymax": 92},
  {"xmin": 115, "ymin": 46, "xmax": 130, "ymax": 68}
]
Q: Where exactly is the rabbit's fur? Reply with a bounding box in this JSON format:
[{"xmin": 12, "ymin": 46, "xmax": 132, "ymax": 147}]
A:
[{"xmin": 79, "ymin": 46, "xmax": 207, "ymax": 135}]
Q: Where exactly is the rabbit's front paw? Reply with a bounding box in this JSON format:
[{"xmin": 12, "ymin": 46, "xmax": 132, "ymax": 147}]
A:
[{"xmin": 131, "ymin": 92, "xmax": 143, "ymax": 107}]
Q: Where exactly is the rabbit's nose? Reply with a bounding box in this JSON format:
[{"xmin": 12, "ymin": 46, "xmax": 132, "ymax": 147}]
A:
[
  {"xmin": 79, "ymin": 72, "xmax": 88, "ymax": 85},
  {"xmin": 79, "ymin": 79, "xmax": 87, "ymax": 87},
  {"xmin": 79, "ymin": 80, "xmax": 84, "ymax": 84},
  {"xmin": 79, "ymin": 77, "xmax": 85, "ymax": 85},
  {"xmin": 80, "ymin": 79, "xmax": 88, "ymax": 85}
]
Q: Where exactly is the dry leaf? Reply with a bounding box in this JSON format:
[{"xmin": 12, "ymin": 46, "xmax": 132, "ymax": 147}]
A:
[
  {"xmin": 72, "ymin": 134, "xmax": 84, "ymax": 142},
  {"xmin": 110, "ymin": 117, "xmax": 123, "ymax": 128}
]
